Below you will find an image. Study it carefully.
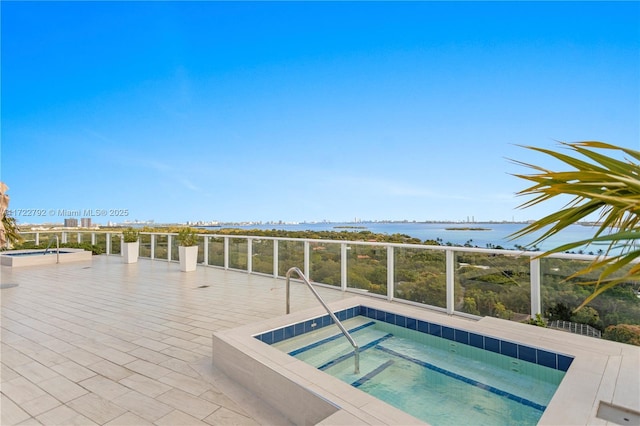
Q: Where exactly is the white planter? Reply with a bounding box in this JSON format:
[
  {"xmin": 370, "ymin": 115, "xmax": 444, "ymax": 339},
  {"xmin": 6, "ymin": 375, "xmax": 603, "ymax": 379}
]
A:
[
  {"xmin": 179, "ymin": 245, "xmax": 198, "ymax": 272},
  {"xmin": 122, "ymin": 241, "xmax": 139, "ymax": 264}
]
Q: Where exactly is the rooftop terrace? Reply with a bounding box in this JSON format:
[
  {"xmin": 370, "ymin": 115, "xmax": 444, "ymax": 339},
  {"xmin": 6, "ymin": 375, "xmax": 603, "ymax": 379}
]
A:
[{"xmin": 1, "ymin": 255, "xmax": 639, "ymax": 425}]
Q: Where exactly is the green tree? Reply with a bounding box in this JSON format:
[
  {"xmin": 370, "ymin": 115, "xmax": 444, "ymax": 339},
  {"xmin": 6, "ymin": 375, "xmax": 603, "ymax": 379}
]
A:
[
  {"xmin": 603, "ymin": 324, "xmax": 640, "ymax": 345},
  {"xmin": 463, "ymin": 297, "xmax": 480, "ymax": 316},
  {"xmin": 510, "ymin": 142, "xmax": 640, "ymax": 309},
  {"xmin": 571, "ymin": 306, "xmax": 603, "ymax": 330}
]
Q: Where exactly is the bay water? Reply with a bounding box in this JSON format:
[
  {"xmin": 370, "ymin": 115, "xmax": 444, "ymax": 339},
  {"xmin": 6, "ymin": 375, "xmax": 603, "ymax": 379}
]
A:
[{"xmin": 203, "ymin": 222, "xmax": 615, "ymax": 254}]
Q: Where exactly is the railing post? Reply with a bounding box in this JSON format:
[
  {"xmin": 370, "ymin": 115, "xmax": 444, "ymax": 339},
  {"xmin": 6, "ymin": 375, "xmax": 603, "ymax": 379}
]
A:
[
  {"xmin": 446, "ymin": 249, "xmax": 455, "ymax": 315},
  {"xmin": 530, "ymin": 257, "xmax": 541, "ymax": 316},
  {"xmin": 341, "ymin": 243, "xmax": 348, "ymax": 291},
  {"xmin": 224, "ymin": 237, "xmax": 229, "ymax": 270},
  {"xmin": 387, "ymin": 245, "xmax": 394, "ymax": 301},
  {"xmin": 35, "ymin": 232, "xmax": 40, "ymax": 245},
  {"xmin": 167, "ymin": 235, "xmax": 172, "ymax": 261},
  {"xmin": 247, "ymin": 238, "xmax": 253, "ymax": 273},
  {"xmin": 62, "ymin": 232, "xmax": 67, "ymax": 244},
  {"xmin": 91, "ymin": 233, "xmax": 96, "ymax": 245},
  {"xmin": 106, "ymin": 233, "xmax": 111, "ymax": 255},
  {"xmin": 203, "ymin": 236, "xmax": 209, "ymax": 265},
  {"xmin": 304, "ymin": 241, "xmax": 310, "ymax": 278},
  {"xmin": 273, "ymin": 239, "xmax": 279, "ymax": 277},
  {"xmin": 77, "ymin": 232, "xmax": 81, "ymax": 243}
]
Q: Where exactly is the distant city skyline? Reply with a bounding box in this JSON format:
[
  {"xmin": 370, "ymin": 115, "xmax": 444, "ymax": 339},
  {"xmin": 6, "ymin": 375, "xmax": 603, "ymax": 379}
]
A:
[
  {"xmin": 16, "ymin": 216, "xmax": 582, "ymax": 229},
  {"xmin": 3, "ymin": 2, "xmax": 638, "ymax": 225}
]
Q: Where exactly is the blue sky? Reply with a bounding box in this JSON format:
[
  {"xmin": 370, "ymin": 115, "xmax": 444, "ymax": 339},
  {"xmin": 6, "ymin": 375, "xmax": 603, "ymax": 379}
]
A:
[{"xmin": 2, "ymin": 1, "xmax": 639, "ymax": 224}]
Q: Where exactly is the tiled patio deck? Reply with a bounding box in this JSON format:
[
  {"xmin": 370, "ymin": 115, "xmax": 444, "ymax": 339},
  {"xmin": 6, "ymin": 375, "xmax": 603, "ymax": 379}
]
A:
[
  {"xmin": 1, "ymin": 256, "xmax": 355, "ymax": 425},
  {"xmin": 3, "ymin": 255, "xmax": 639, "ymax": 425}
]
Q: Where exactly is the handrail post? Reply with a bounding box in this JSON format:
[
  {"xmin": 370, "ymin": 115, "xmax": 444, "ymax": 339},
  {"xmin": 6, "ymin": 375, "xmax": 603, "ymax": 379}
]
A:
[
  {"xmin": 247, "ymin": 238, "xmax": 253, "ymax": 273},
  {"xmin": 387, "ymin": 245, "xmax": 394, "ymax": 301},
  {"xmin": 445, "ymin": 249, "xmax": 455, "ymax": 315},
  {"xmin": 530, "ymin": 257, "xmax": 541, "ymax": 316},
  {"xmin": 44, "ymin": 235, "xmax": 59, "ymax": 263},
  {"xmin": 286, "ymin": 266, "xmax": 360, "ymax": 374}
]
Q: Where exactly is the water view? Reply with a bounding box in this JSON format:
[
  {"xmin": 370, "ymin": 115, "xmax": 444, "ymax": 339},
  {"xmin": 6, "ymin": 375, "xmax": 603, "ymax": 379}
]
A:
[{"xmin": 201, "ymin": 222, "xmax": 612, "ymax": 254}]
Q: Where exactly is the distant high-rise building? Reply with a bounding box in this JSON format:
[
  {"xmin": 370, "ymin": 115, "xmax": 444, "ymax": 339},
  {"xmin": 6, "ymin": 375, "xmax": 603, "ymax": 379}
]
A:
[
  {"xmin": 64, "ymin": 218, "xmax": 78, "ymax": 227},
  {"xmin": 81, "ymin": 218, "xmax": 92, "ymax": 228}
]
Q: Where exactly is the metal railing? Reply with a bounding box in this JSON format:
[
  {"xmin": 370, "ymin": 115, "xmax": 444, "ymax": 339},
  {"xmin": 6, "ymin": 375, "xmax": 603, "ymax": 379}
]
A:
[
  {"xmin": 548, "ymin": 320, "xmax": 602, "ymax": 338},
  {"xmin": 286, "ymin": 266, "xmax": 360, "ymax": 374},
  {"xmin": 43, "ymin": 234, "xmax": 60, "ymax": 263}
]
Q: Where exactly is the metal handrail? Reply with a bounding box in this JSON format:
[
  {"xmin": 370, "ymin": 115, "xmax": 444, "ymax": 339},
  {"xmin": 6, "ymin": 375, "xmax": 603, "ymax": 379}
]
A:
[
  {"xmin": 43, "ymin": 235, "xmax": 60, "ymax": 263},
  {"xmin": 286, "ymin": 266, "xmax": 360, "ymax": 374}
]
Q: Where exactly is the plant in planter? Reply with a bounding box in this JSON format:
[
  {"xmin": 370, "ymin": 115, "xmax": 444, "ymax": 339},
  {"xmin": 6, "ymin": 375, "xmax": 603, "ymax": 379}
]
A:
[
  {"xmin": 122, "ymin": 227, "xmax": 140, "ymax": 263},
  {"xmin": 176, "ymin": 227, "xmax": 199, "ymax": 272}
]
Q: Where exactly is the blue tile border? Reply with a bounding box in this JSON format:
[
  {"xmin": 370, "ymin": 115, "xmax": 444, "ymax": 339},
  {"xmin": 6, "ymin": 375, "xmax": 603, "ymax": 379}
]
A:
[
  {"xmin": 469, "ymin": 332, "xmax": 484, "ymax": 349},
  {"xmin": 501, "ymin": 341, "xmax": 518, "ymax": 358},
  {"xmin": 351, "ymin": 360, "xmax": 395, "ymax": 388},
  {"xmin": 254, "ymin": 305, "xmax": 574, "ymax": 372},
  {"xmin": 442, "ymin": 326, "xmax": 455, "ymax": 341},
  {"xmin": 288, "ymin": 321, "xmax": 376, "ymax": 357},
  {"xmin": 537, "ymin": 349, "xmax": 557, "ymax": 369},
  {"xmin": 378, "ymin": 345, "xmax": 547, "ymax": 412},
  {"xmin": 518, "ymin": 345, "xmax": 537, "ymax": 364},
  {"xmin": 485, "ymin": 336, "xmax": 500, "ymax": 354},
  {"xmin": 318, "ymin": 333, "xmax": 393, "ymax": 371}
]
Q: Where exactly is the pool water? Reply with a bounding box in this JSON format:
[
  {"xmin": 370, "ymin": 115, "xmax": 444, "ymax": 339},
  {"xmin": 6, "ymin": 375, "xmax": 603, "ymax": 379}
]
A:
[
  {"xmin": 272, "ymin": 316, "xmax": 566, "ymax": 426},
  {"xmin": 4, "ymin": 251, "xmax": 71, "ymax": 256}
]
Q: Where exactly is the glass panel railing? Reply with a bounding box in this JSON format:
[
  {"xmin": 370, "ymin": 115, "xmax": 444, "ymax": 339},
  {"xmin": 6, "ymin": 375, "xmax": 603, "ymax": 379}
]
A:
[
  {"xmin": 228, "ymin": 238, "xmax": 248, "ymax": 271},
  {"xmin": 15, "ymin": 231, "xmax": 637, "ymax": 336},
  {"xmin": 196, "ymin": 237, "xmax": 205, "ymax": 264},
  {"xmin": 139, "ymin": 234, "xmax": 152, "ymax": 258},
  {"xmin": 309, "ymin": 241, "xmax": 341, "ymax": 287},
  {"xmin": 540, "ymin": 257, "xmax": 640, "ymax": 335},
  {"xmin": 346, "ymin": 244, "xmax": 387, "ymax": 296},
  {"xmin": 278, "ymin": 240, "xmax": 304, "ymax": 276},
  {"xmin": 68, "ymin": 233, "xmax": 79, "ymax": 243},
  {"xmin": 94, "ymin": 233, "xmax": 107, "ymax": 253},
  {"xmin": 208, "ymin": 237, "xmax": 224, "ymax": 267},
  {"xmin": 394, "ymin": 247, "xmax": 447, "ymax": 308},
  {"xmin": 252, "ymin": 239, "xmax": 273, "ymax": 275},
  {"xmin": 76, "ymin": 232, "xmax": 89, "ymax": 244},
  {"xmin": 154, "ymin": 235, "xmax": 169, "ymax": 260},
  {"xmin": 111, "ymin": 234, "xmax": 122, "ymax": 255},
  {"xmin": 40, "ymin": 232, "xmax": 63, "ymax": 247},
  {"xmin": 170, "ymin": 236, "xmax": 179, "ymax": 261},
  {"xmin": 18, "ymin": 232, "xmax": 37, "ymax": 246},
  {"xmin": 455, "ymin": 251, "xmax": 531, "ymax": 321}
]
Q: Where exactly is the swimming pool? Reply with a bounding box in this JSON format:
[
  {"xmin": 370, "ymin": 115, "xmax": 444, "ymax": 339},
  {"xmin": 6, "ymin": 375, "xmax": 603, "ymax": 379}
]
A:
[{"xmin": 257, "ymin": 306, "xmax": 571, "ymax": 425}]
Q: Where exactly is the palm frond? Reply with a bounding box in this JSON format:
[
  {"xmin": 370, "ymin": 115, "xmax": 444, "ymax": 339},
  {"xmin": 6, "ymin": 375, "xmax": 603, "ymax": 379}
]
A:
[{"xmin": 509, "ymin": 141, "xmax": 640, "ymax": 310}]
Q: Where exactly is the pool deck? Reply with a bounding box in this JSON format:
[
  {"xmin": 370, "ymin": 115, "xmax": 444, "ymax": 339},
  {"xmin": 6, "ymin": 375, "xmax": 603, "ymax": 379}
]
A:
[{"xmin": 1, "ymin": 255, "xmax": 639, "ymax": 425}]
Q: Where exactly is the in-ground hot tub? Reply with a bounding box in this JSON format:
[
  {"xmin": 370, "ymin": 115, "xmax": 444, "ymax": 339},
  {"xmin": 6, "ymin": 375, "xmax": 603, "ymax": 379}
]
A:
[
  {"xmin": 212, "ymin": 297, "xmax": 640, "ymax": 425},
  {"xmin": 0, "ymin": 249, "xmax": 92, "ymax": 267}
]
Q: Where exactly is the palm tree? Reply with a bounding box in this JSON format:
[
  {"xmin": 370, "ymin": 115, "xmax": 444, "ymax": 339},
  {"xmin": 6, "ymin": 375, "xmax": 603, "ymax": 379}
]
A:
[
  {"xmin": 0, "ymin": 182, "xmax": 20, "ymax": 248},
  {"xmin": 509, "ymin": 141, "xmax": 639, "ymax": 309}
]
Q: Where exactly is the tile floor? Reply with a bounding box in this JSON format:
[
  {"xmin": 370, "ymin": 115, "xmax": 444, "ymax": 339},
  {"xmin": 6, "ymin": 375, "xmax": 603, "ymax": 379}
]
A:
[{"xmin": 1, "ymin": 256, "xmax": 354, "ymax": 425}]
